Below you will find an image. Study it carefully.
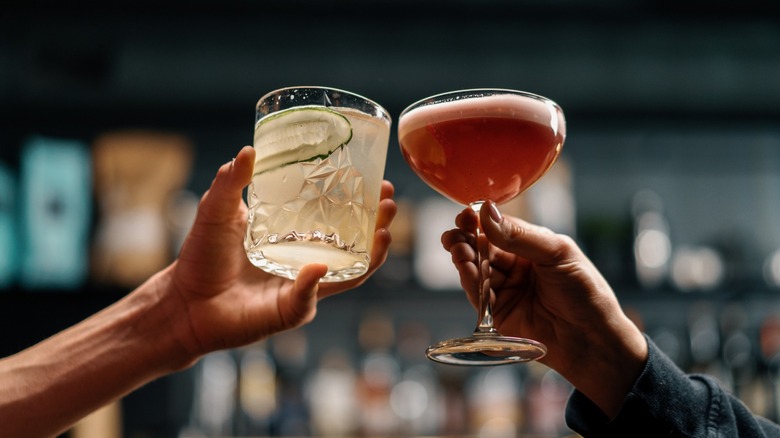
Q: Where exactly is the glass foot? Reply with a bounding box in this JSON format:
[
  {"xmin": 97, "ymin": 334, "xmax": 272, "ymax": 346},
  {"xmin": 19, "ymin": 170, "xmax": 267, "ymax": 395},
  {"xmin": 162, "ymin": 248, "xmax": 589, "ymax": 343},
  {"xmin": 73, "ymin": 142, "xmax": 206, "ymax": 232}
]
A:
[{"xmin": 426, "ymin": 334, "xmax": 547, "ymax": 366}]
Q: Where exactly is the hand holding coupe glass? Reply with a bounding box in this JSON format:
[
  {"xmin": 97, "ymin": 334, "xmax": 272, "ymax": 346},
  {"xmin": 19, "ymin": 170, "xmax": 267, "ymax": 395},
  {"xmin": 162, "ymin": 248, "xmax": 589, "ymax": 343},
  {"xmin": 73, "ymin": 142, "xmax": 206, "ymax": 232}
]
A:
[{"xmin": 248, "ymin": 86, "xmax": 566, "ymax": 366}]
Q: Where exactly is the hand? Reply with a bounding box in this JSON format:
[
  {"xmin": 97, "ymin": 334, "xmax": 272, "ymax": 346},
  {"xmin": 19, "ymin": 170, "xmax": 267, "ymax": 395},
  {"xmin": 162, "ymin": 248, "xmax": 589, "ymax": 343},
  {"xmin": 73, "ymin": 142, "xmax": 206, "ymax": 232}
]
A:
[
  {"xmin": 0, "ymin": 146, "xmax": 395, "ymax": 438},
  {"xmin": 167, "ymin": 145, "xmax": 396, "ymax": 362},
  {"xmin": 441, "ymin": 202, "xmax": 646, "ymax": 418}
]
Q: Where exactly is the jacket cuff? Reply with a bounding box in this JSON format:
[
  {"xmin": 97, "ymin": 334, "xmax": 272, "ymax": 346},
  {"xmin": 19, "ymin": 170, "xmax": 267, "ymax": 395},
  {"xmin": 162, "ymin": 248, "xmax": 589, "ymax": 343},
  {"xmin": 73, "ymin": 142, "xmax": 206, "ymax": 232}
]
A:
[{"xmin": 565, "ymin": 334, "xmax": 711, "ymax": 436}]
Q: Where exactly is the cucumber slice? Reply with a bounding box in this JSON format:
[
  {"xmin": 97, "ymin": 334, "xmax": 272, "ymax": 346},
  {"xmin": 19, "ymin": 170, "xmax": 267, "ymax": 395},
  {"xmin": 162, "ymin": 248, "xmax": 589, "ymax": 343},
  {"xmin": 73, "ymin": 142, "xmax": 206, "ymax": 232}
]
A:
[{"xmin": 253, "ymin": 106, "xmax": 353, "ymax": 175}]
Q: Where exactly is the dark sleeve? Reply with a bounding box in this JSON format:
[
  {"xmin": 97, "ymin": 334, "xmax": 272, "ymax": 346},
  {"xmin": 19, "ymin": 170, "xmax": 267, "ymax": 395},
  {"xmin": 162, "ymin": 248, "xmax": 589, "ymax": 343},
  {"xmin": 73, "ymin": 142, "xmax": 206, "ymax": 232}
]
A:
[{"xmin": 564, "ymin": 335, "xmax": 780, "ymax": 437}]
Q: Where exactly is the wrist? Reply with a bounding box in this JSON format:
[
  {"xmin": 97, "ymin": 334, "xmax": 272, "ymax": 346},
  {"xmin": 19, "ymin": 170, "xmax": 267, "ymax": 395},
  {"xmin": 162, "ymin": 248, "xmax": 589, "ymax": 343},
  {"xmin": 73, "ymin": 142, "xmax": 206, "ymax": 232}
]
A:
[
  {"xmin": 562, "ymin": 314, "xmax": 648, "ymax": 419},
  {"xmin": 122, "ymin": 264, "xmax": 201, "ymax": 374}
]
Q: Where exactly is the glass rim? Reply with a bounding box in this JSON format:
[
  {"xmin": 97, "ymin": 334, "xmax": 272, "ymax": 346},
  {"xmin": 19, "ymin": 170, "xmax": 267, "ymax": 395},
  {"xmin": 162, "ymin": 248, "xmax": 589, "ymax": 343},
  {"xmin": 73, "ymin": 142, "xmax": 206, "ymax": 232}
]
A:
[
  {"xmin": 256, "ymin": 85, "xmax": 391, "ymax": 122},
  {"xmin": 399, "ymin": 88, "xmax": 560, "ymax": 118}
]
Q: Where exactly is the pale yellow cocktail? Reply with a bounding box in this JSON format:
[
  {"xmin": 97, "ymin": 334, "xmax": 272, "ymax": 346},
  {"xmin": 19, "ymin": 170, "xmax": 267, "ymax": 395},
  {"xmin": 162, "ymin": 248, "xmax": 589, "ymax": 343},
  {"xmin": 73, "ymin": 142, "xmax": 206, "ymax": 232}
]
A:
[{"xmin": 245, "ymin": 87, "xmax": 390, "ymax": 282}]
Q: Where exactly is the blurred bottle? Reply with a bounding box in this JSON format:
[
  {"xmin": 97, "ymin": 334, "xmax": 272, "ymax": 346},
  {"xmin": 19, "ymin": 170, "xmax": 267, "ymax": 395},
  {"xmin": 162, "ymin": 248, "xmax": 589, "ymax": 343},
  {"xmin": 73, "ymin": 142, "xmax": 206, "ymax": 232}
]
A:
[
  {"xmin": 525, "ymin": 154, "xmax": 576, "ymax": 237},
  {"xmin": 269, "ymin": 329, "xmax": 310, "ymax": 436},
  {"xmin": 19, "ymin": 136, "xmax": 91, "ymax": 289},
  {"xmin": 466, "ymin": 365, "xmax": 523, "ymax": 437},
  {"xmin": 237, "ymin": 347, "xmax": 276, "ymax": 435},
  {"xmin": 524, "ymin": 363, "xmax": 571, "ymax": 436},
  {"xmin": 631, "ymin": 189, "xmax": 671, "ymax": 290},
  {"xmin": 305, "ymin": 348, "xmax": 358, "ymax": 436},
  {"xmin": 355, "ymin": 310, "xmax": 401, "ymax": 436},
  {"xmin": 436, "ymin": 369, "xmax": 469, "ymax": 436},
  {"xmin": 91, "ymin": 130, "xmax": 192, "ymax": 288},
  {"xmin": 165, "ymin": 189, "xmax": 199, "ymax": 256},
  {"xmin": 719, "ymin": 303, "xmax": 755, "ymax": 399},
  {"xmin": 392, "ymin": 322, "xmax": 440, "ymax": 435},
  {"xmin": 390, "ymin": 364, "xmax": 439, "ymax": 436},
  {"xmin": 670, "ymin": 245, "xmax": 725, "ymax": 293},
  {"xmin": 413, "ymin": 198, "xmax": 462, "ymax": 290},
  {"xmin": 0, "ymin": 163, "xmax": 16, "ymax": 288},
  {"xmin": 71, "ymin": 401, "xmax": 122, "ymax": 438},
  {"xmin": 763, "ymin": 249, "xmax": 780, "ymax": 290},
  {"xmin": 687, "ymin": 301, "xmax": 725, "ymax": 376},
  {"xmin": 760, "ymin": 311, "xmax": 780, "ymax": 422},
  {"xmin": 188, "ymin": 351, "xmax": 238, "ymax": 436}
]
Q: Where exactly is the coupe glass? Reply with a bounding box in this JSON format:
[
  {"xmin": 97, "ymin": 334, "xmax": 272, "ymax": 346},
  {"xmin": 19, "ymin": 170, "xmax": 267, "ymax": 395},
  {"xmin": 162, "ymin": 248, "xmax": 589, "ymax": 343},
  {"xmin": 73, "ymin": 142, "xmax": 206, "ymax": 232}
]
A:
[{"xmin": 398, "ymin": 89, "xmax": 566, "ymax": 365}]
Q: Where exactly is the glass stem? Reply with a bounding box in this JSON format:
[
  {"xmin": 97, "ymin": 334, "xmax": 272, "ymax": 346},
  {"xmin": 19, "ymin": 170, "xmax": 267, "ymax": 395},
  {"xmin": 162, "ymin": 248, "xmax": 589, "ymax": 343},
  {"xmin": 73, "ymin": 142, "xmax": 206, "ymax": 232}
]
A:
[{"xmin": 471, "ymin": 202, "xmax": 498, "ymax": 336}]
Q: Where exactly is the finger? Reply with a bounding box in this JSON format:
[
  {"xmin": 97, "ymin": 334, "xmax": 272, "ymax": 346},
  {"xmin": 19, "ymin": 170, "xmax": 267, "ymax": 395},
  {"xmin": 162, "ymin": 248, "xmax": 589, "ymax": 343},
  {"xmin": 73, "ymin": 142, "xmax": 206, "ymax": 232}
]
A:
[
  {"xmin": 284, "ymin": 263, "xmax": 327, "ymax": 326},
  {"xmin": 320, "ymin": 225, "xmax": 392, "ymax": 298},
  {"xmin": 375, "ymin": 181, "xmax": 396, "ymax": 231},
  {"xmin": 448, "ymin": 240, "xmax": 480, "ymax": 308},
  {"xmin": 314, "ymin": 184, "xmax": 397, "ymax": 298},
  {"xmin": 296, "ymin": 263, "xmax": 327, "ymax": 291},
  {"xmin": 441, "ymin": 227, "xmax": 480, "ymax": 308},
  {"xmin": 197, "ymin": 146, "xmax": 255, "ymax": 224},
  {"xmin": 380, "ymin": 180, "xmax": 395, "ymax": 203},
  {"xmin": 354, "ymin": 186, "xmax": 397, "ymax": 278},
  {"xmin": 454, "ymin": 207, "xmax": 479, "ymax": 232},
  {"xmin": 440, "ymin": 228, "xmax": 472, "ymax": 252},
  {"xmin": 479, "ymin": 200, "xmax": 572, "ymax": 266}
]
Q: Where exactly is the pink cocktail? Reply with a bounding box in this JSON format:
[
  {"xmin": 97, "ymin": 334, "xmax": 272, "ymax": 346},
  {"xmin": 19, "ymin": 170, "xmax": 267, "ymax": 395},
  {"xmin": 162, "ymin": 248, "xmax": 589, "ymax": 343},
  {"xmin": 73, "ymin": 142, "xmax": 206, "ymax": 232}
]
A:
[{"xmin": 398, "ymin": 89, "xmax": 566, "ymax": 365}]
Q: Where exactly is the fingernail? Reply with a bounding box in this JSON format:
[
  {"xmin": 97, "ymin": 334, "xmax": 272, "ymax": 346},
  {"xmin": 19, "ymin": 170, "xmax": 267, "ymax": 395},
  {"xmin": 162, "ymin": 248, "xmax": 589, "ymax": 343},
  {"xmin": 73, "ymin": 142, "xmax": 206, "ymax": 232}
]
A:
[
  {"xmin": 488, "ymin": 201, "xmax": 503, "ymax": 224},
  {"xmin": 230, "ymin": 157, "xmax": 236, "ymax": 168}
]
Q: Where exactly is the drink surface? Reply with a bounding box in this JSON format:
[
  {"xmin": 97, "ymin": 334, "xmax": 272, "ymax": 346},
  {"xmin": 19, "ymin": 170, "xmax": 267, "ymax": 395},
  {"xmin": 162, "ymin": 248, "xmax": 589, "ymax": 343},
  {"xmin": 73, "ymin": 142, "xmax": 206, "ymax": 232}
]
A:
[
  {"xmin": 398, "ymin": 94, "xmax": 565, "ymax": 206},
  {"xmin": 245, "ymin": 107, "xmax": 390, "ymax": 282}
]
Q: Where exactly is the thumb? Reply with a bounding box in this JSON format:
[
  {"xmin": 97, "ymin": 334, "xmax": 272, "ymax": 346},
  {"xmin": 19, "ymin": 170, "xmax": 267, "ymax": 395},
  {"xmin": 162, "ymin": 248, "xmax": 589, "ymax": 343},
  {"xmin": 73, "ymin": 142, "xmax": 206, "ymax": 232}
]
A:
[
  {"xmin": 284, "ymin": 264, "xmax": 328, "ymax": 327},
  {"xmin": 479, "ymin": 200, "xmax": 565, "ymax": 266},
  {"xmin": 197, "ymin": 146, "xmax": 255, "ymax": 223}
]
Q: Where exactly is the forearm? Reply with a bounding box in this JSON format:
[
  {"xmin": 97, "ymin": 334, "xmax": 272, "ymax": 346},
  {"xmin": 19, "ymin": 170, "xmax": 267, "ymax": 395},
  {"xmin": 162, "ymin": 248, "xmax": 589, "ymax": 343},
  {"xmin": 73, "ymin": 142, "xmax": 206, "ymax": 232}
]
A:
[{"xmin": 0, "ymin": 266, "xmax": 190, "ymax": 438}]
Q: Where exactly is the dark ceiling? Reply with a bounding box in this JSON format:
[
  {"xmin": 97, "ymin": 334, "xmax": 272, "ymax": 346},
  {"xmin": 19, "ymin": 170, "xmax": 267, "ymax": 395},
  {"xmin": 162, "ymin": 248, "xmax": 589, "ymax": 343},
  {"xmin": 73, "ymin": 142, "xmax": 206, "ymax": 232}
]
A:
[{"xmin": 2, "ymin": 0, "xmax": 779, "ymax": 156}]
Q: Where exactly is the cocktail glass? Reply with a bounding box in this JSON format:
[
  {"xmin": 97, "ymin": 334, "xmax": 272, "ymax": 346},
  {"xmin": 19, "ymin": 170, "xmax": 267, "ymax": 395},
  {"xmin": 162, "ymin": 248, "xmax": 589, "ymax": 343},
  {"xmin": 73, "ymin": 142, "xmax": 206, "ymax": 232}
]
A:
[
  {"xmin": 398, "ymin": 89, "xmax": 566, "ymax": 365},
  {"xmin": 245, "ymin": 86, "xmax": 391, "ymax": 282}
]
